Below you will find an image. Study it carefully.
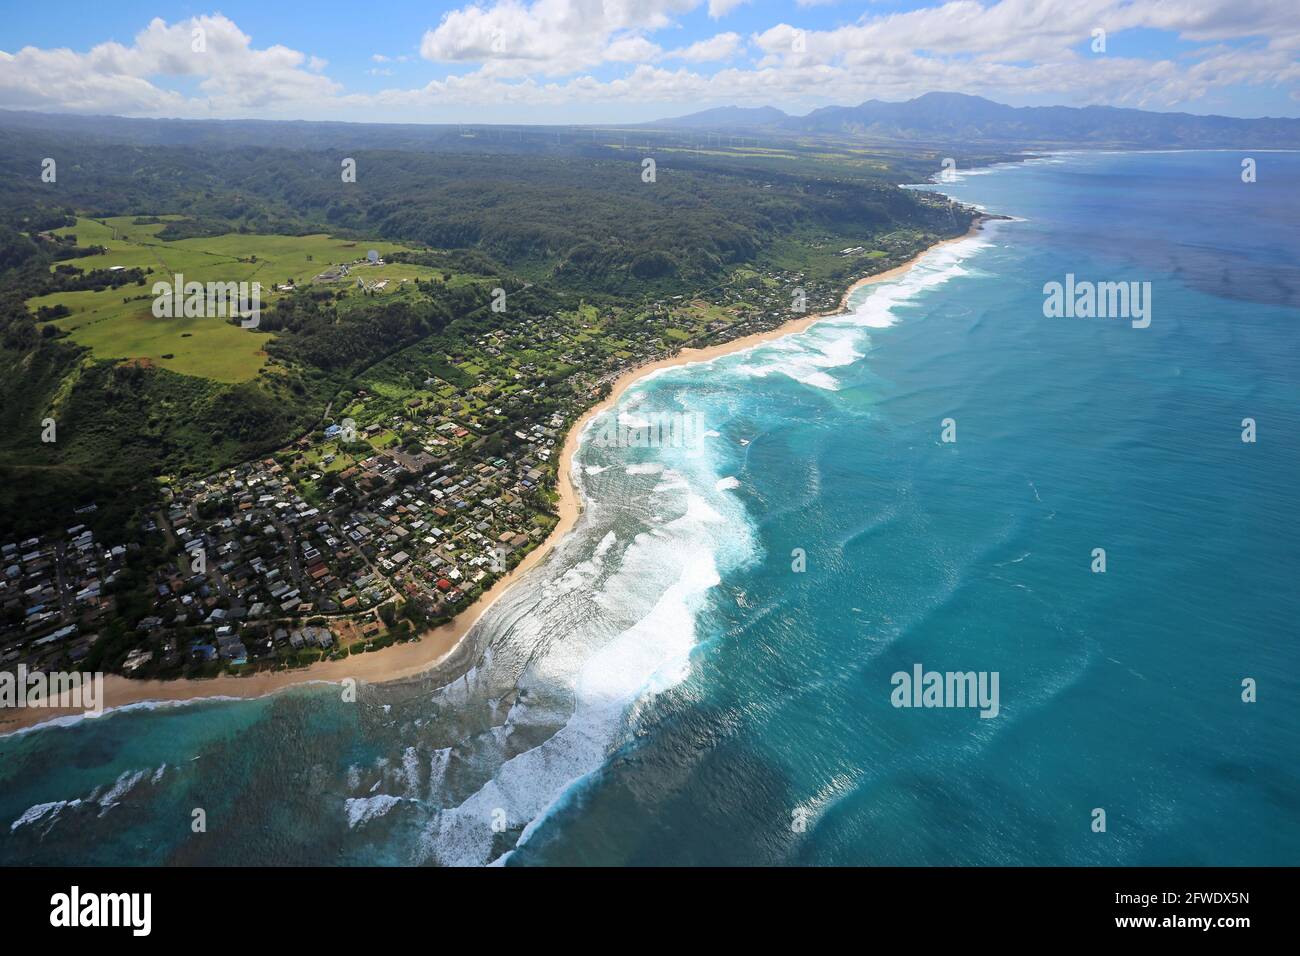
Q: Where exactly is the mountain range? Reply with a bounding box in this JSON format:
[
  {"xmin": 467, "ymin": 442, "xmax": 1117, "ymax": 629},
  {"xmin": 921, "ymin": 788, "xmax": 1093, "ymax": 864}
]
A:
[{"xmin": 651, "ymin": 92, "xmax": 1300, "ymax": 148}]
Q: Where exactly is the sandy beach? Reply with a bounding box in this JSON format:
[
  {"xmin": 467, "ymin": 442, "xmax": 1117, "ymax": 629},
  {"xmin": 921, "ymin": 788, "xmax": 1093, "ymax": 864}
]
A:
[{"xmin": 0, "ymin": 219, "xmax": 986, "ymax": 737}]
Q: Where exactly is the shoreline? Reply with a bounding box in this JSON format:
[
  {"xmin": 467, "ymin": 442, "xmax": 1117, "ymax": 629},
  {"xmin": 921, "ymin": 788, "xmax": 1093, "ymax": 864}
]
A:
[{"xmin": 0, "ymin": 217, "xmax": 988, "ymax": 737}]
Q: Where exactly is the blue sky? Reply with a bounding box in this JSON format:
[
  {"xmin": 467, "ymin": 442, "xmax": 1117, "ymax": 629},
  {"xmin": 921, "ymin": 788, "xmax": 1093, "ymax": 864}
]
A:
[{"xmin": 1, "ymin": 1, "xmax": 1297, "ymax": 123}]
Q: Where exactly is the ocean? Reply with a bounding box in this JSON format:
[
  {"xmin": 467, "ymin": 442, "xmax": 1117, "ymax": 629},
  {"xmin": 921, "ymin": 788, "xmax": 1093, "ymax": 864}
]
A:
[{"xmin": 2, "ymin": 150, "xmax": 1297, "ymax": 866}]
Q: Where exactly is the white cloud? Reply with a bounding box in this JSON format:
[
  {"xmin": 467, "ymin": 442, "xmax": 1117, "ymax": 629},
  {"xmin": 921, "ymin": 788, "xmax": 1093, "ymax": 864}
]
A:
[
  {"xmin": 418, "ymin": 0, "xmax": 696, "ymax": 77},
  {"xmin": 742, "ymin": 0, "xmax": 1300, "ymax": 107},
  {"xmin": 0, "ymin": 14, "xmax": 338, "ymax": 116},
  {"xmin": 708, "ymin": 0, "xmax": 750, "ymax": 18},
  {"xmin": 669, "ymin": 32, "xmax": 743, "ymax": 63},
  {"xmin": 1, "ymin": 2, "xmax": 1297, "ymax": 121},
  {"xmin": 604, "ymin": 36, "xmax": 664, "ymax": 63}
]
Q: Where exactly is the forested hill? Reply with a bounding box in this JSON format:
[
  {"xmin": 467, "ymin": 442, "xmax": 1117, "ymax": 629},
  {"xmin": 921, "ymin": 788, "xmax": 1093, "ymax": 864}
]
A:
[{"xmin": 0, "ymin": 121, "xmax": 978, "ymax": 297}]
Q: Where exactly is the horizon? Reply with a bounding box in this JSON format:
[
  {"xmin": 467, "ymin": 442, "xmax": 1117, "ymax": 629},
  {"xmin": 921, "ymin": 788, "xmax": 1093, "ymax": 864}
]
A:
[
  {"xmin": 2, "ymin": 1, "xmax": 1298, "ymax": 125},
  {"xmin": 8, "ymin": 89, "xmax": 1300, "ymax": 129}
]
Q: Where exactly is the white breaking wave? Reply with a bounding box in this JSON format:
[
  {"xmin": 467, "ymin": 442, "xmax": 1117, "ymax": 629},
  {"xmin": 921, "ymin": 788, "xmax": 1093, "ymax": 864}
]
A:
[
  {"xmin": 413, "ymin": 391, "xmax": 756, "ymax": 867},
  {"xmin": 421, "ymin": 542, "xmax": 724, "ymax": 866},
  {"xmin": 346, "ymin": 794, "xmax": 404, "ymax": 829},
  {"xmin": 845, "ymin": 231, "xmax": 992, "ymax": 329},
  {"xmin": 97, "ymin": 768, "xmax": 148, "ymax": 817},
  {"xmin": 400, "ymin": 746, "xmax": 422, "ymax": 797},
  {"xmin": 11, "ymin": 761, "xmax": 172, "ymax": 835},
  {"xmin": 616, "ymin": 411, "xmax": 653, "ymax": 429},
  {"xmin": 722, "ymin": 229, "xmax": 994, "ymax": 391},
  {"xmin": 0, "ymin": 693, "xmax": 252, "ymax": 738},
  {"xmin": 10, "ymin": 799, "xmax": 78, "ymax": 833},
  {"xmin": 730, "ymin": 327, "xmax": 864, "ymax": 392},
  {"xmin": 428, "ymin": 747, "xmax": 453, "ymax": 796}
]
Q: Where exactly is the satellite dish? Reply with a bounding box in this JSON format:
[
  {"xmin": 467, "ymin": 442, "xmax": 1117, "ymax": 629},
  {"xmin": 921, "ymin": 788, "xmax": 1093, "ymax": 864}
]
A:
[{"xmin": 367, "ymin": 249, "xmax": 379, "ymax": 264}]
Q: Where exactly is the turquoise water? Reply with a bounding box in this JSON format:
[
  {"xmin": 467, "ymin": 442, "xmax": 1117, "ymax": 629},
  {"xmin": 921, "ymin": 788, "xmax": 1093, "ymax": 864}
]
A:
[{"xmin": 2, "ymin": 151, "xmax": 1297, "ymax": 865}]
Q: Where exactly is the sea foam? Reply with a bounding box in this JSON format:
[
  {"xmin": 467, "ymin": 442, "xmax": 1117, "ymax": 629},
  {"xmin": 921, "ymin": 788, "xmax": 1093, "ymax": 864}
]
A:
[{"xmin": 414, "ymin": 385, "xmax": 756, "ymax": 866}]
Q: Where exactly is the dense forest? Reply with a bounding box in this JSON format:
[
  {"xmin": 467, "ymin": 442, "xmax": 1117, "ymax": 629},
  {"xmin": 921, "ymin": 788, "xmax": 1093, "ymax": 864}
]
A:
[{"xmin": 0, "ymin": 126, "xmax": 972, "ymax": 294}]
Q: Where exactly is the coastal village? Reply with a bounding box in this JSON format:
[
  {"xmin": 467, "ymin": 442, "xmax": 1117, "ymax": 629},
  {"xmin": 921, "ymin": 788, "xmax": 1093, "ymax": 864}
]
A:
[
  {"xmin": 0, "ymin": 222, "xmax": 946, "ymax": 681},
  {"xmin": 0, "ymin": 349, "xmax": 571, "ymax": 677}
]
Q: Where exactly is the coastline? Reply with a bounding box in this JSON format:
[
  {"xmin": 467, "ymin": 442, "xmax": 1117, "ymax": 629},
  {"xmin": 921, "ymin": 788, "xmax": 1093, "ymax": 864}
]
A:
[{"xmin": 0, "ymin": 217, "xmax": 988, "ymax": 737}]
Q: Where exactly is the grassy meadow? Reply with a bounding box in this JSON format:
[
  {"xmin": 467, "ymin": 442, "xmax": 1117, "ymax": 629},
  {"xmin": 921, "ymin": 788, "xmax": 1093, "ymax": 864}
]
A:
[{"xmin": 30, "ymin": 216, "xmax": 436, "ymax": 382}]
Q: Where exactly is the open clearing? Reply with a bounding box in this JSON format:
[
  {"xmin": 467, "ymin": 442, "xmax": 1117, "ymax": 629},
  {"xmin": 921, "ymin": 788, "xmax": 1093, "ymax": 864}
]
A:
[{"xmin": 29, "ymin": 217, "xmax": 437, "ymax": 383}]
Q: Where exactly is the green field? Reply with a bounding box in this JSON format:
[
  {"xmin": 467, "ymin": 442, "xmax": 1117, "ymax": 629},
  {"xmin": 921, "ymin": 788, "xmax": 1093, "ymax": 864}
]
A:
[{"xmin": 29, "ymin": 217, "xmax": 436, "ymax": 382}]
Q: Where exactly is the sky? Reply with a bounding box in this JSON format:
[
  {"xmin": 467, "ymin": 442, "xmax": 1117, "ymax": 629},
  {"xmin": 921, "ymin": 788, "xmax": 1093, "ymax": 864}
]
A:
[{"xmin": 1, "ymin": 0, "xmax": 1298, "ymax": 124}]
